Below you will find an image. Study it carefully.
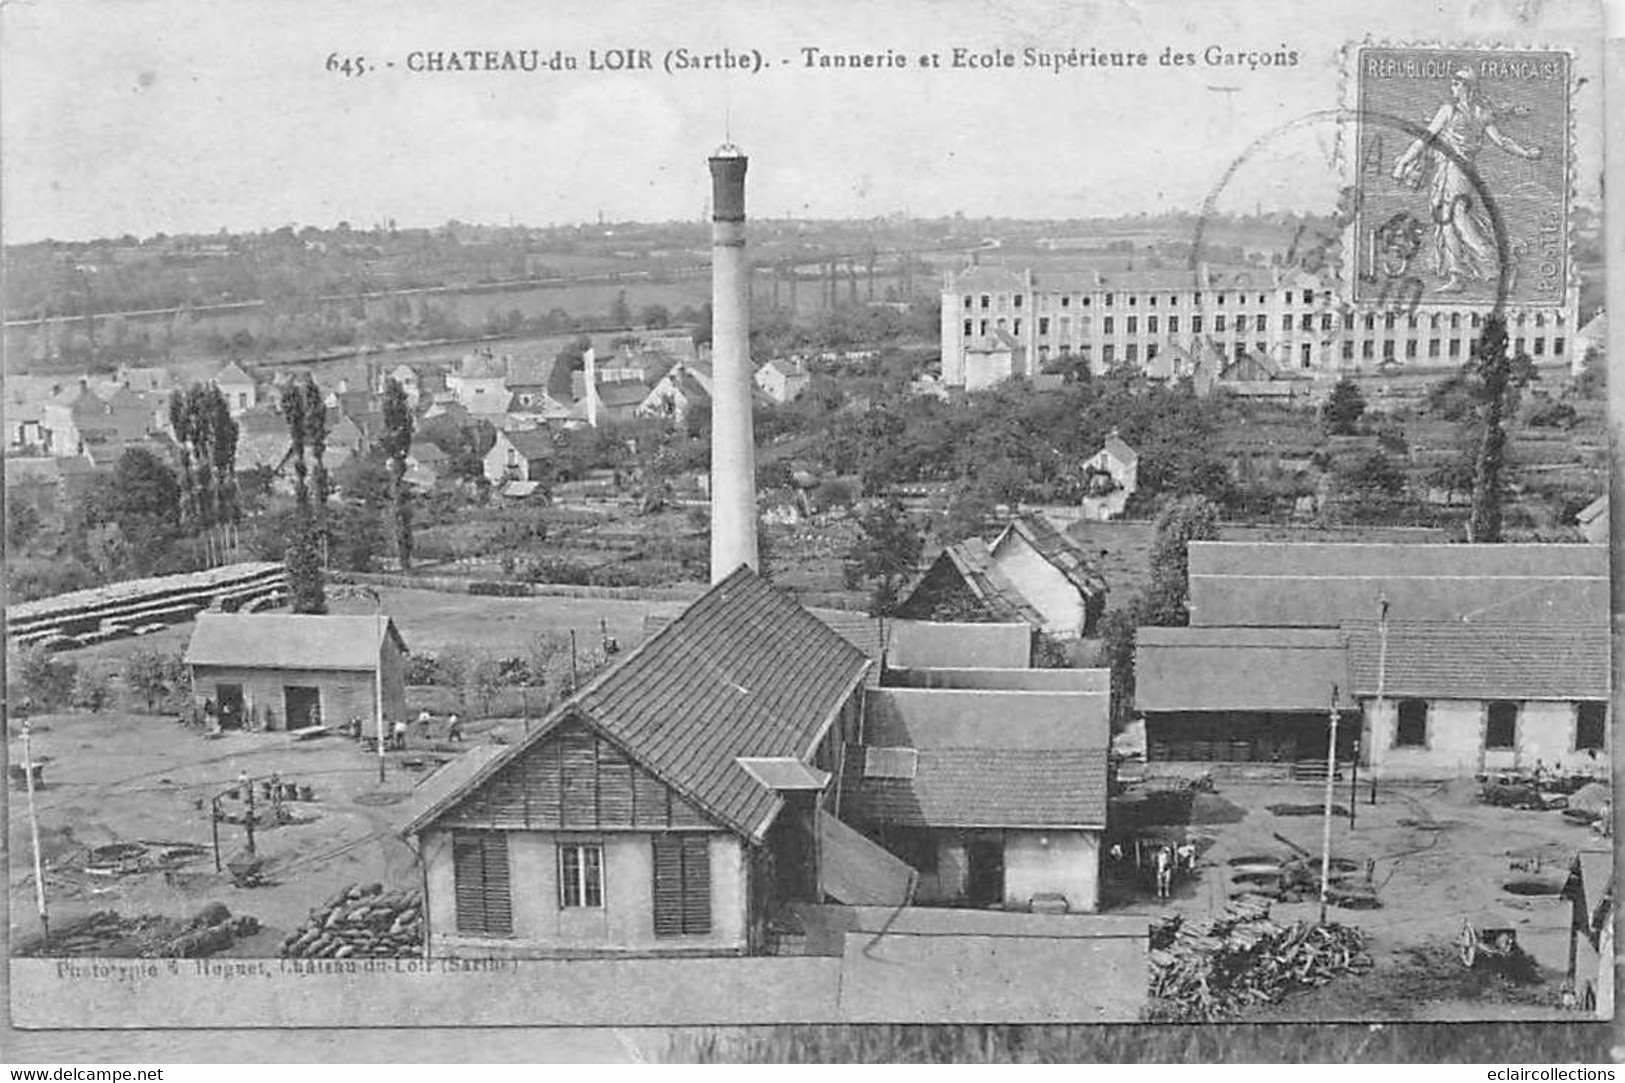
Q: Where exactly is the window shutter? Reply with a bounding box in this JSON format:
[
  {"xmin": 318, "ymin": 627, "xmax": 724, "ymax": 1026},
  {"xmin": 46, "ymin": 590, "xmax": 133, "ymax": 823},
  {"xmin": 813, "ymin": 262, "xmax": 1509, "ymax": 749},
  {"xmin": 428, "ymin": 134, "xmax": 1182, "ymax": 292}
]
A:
[
  {"xmin": 453, "ymin": 831, "xmax": 511, "ymax": 936},
  {"xmin": 681, "ymin": 835, "xmax": 711, "ymax": 935},
  {"xmin": 652, "ymin": 836, "xmax": 684, "ymax": 937}
]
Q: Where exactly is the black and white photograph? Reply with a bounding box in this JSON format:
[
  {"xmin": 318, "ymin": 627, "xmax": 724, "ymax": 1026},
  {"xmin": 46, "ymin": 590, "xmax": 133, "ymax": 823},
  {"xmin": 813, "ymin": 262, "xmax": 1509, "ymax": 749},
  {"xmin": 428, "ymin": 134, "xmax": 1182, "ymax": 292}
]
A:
[{"xmin": 2, "ymin": 0, "xmax": 1617, "ymax": 1064}]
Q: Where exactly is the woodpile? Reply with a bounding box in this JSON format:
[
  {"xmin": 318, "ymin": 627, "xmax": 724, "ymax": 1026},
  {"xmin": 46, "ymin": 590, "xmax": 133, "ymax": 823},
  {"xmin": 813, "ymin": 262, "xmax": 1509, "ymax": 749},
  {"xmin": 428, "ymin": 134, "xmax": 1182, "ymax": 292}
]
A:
[
  {"xmin": 13, "ymin": 902, "xmax": 259, "ymax": 958},
  {"xmin": 279, "ymin": 882, "xmax": 423, "ymax": 959},
  {"xmin": 1148, "ymin": 896, "xmax": 1372, "ymax": 1021}
]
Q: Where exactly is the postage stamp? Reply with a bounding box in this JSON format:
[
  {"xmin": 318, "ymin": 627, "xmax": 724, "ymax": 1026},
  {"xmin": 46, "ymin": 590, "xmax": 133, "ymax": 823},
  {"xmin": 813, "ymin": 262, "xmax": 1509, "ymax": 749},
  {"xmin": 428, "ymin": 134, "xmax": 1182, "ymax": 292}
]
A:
[{"xmin": 1351, "ymin": 46, "xmax": 1571, "ymax": 308}]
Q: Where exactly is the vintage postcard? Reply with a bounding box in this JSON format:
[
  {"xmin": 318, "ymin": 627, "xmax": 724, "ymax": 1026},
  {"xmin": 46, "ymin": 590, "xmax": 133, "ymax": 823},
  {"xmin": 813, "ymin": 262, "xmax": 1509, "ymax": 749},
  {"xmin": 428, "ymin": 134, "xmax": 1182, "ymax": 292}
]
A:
[{"xmin": 2, "ymin": 0, "xmax": 1615, "ymax": 1062}]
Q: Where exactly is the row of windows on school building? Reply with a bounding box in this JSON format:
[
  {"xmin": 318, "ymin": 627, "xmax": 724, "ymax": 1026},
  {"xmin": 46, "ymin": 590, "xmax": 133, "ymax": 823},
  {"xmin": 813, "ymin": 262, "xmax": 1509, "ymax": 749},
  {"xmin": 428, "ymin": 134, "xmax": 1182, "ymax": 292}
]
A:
[{"xmin": 956, "ymin": 308, "xmax": 1568, "ymax": 361}]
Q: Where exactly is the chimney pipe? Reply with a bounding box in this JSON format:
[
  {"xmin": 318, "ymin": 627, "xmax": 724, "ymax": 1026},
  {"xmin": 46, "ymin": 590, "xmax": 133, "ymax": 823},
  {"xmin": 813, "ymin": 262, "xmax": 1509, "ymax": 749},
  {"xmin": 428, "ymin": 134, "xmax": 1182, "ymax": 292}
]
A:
[{"xmin": 708, "ymin": 146, "xmax": 758, "ymax": 582}]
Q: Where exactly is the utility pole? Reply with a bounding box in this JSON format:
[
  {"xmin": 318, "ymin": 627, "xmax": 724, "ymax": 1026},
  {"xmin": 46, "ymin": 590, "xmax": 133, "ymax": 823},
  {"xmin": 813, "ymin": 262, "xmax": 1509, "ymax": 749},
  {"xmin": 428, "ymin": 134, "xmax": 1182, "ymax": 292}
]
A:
[
  {"xmin": 1372, "ymin": 595, "xmax": 1389, "ymax": 806},
  {"xmin": 1318, "ymin": 684, "xmax": 1339, "ymax": 926},
  {"xmin": 21, "ymin": 720, "xmax": 50, "ymax": 948},
  {"xmin": 376, "ymin": 611, "xmax": 387, "ymax": 783}
]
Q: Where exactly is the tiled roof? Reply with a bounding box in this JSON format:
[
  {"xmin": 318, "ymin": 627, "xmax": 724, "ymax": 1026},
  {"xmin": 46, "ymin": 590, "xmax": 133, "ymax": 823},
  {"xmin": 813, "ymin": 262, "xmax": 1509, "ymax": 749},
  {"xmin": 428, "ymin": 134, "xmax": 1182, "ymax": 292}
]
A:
[
  {"xmin": 1342, "ymin": 620, "xmax": 1608, "ymax": 701},
  {"xmin": 407, "ymin": 568, "xmax": 869, "ymax": 841},
  {"xmin": 595, "ymin": 381, "xmax": 650, "ymax": 408},
  {"xmin": 1187, "ymin": 542, "xmax": 1609, "ymax": 627},
  {"xmin": 1136, "ymin": 627, "xmax": 1352, "ymax": 713},
  {"xmin": 1101, "ymin": 433, "xmax": 1138, "ymax": 466},
  {"xmin": 996, "ymin": 516, "xmax": 1107, "ymax": 597},
  {"xmin": 937, "ymin": 540, "xmax": 1046, "ymax": 626},
  {"xmin": 502, "ymin": 428, "xmax": 555, "ymax": 458},
  {"xmin": 848, "ymin": 748, "xmax": 1106, "ymax": 829},
  {"xmin": 213, "ymin": 361, "xmax": 254, "ymax": 386},
  {"xmin": 887, "ymin": 619, "xmax": 1031, "ymax": 669},
  {"xmin": 185, "ymin": 613, "xmax": 407, "ymax": 671},
  {"xmin": 946, "ymin": 266, "xmax": 1026, "ymax": 292},
  {"xmin": 807, "ymin": 607, "xmax": 887, "ymax": 687}
]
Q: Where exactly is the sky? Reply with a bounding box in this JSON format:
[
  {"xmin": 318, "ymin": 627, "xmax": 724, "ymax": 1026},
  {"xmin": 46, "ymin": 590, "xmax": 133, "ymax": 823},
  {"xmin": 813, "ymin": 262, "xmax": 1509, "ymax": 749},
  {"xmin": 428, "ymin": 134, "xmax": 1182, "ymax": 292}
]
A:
[{"xmin": 0, "ymin": 0, "xmax": 1608, "ymax": 242}]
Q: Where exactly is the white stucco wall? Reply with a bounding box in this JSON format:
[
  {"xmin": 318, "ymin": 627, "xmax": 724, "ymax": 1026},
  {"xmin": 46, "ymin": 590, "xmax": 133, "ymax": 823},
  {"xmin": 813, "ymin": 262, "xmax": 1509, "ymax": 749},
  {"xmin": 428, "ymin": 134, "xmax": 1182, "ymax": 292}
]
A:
[
  {"xmin": 1003, "ymin": 830, "xmax": 1099, "ymax": 913},
  {"xmin": 992, "ymin": 535, "xmax": 1085, "ymax": 638},
  {"xmin": 1364, "ymin": 698, "xmax": 1600, "ymax": 779},
  {"xmin": 422, "ymin": 829, "xmax": 748, "ymax": 958}
]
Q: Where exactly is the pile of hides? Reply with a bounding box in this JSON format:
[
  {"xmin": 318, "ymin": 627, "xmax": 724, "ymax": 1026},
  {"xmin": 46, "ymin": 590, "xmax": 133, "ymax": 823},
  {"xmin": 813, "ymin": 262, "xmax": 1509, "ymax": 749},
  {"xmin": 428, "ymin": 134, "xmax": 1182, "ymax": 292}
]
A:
[{"xmin": 279, "ymin": 882, "xmax": 422, "ymax": 959}]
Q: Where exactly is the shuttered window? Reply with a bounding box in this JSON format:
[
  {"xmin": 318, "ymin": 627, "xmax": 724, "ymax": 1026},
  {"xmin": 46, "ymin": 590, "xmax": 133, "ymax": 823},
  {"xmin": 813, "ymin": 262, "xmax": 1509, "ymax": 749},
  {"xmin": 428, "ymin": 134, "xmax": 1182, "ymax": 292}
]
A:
[
  {"xmin": 452, "ymin": 831, "xmax": 512, "ymax": 936},
  {"xmin": 651, "ymin": 834, "xmax": 712, "ymax": 937}
]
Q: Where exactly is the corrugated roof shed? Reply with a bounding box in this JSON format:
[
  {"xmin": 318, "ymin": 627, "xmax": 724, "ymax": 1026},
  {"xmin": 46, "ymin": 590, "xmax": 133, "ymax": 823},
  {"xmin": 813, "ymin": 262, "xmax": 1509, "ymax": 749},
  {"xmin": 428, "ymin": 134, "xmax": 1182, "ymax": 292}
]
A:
[
  {"xmin": 1135, "ymin": 627, "xmax": 1351, "ymax": 713},
  {"xmin": 185, "ymin": 612, "xmax": 407, "ymax": 671},
  {"xmin": 864, "ymin": 688, "xmax": 1105, "ymax": 750},
  {"xmin": 1187, "ymin": 542, "xmax": 1608, "ymax": 627},
  {"xmin": 1342, "ymin": 620, "xmax": 1608, "ymax": 701},
  {"xmin": 406, "ymin": 568, "xmax": 869, "ymax": 841}
]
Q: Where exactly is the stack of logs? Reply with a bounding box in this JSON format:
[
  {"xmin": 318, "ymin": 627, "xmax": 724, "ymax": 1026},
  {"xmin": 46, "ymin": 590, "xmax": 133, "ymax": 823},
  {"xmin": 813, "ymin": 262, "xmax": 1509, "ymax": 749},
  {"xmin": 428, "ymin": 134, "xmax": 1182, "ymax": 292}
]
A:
[
  {"xmin": 279, "ymin": 882, "xmax": 423, "ymax": 959},
  {"xmin": 15, "ymin": 902, "xmax": 258, "ymax": 958},
  {"xmin": 1149, "ymin": 895, "xmax": 1372, "ymax": 1021}
]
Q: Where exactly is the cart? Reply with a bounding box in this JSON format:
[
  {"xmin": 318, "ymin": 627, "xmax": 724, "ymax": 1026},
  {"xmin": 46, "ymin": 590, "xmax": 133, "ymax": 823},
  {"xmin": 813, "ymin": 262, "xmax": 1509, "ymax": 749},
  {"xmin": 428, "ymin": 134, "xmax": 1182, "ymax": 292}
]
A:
[
  {"xmin": 226, "ymin": 852, "xmax": 265, "ymax": 888},
  {"xmin": 1459, "ymin": 915, "xmax": 1519, "ymax": 968}
]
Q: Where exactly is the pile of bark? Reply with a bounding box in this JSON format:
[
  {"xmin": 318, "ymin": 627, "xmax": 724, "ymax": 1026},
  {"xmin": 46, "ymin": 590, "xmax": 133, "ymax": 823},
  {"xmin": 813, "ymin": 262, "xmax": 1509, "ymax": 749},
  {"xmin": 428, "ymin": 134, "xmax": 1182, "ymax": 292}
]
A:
[
  {"xmin": 279, "ymin": 882, "xmax": 422, "ymax": 959},
  {"xmin": 1148, "ymin": 896, "xmax": 1372, "ymax": 1021},
  {"xmin": 14, "ymin": 902, "xmax": 259, "ymax": 958}
]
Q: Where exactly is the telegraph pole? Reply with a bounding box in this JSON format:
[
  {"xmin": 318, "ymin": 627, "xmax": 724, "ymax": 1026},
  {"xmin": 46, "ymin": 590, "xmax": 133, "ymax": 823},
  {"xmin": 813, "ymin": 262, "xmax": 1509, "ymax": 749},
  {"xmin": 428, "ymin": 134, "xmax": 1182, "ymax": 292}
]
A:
[
  {"xmin": 1371, "ymin": 595, "xmax": 1389, "ymax": 806},
  {"xmin": 376, "ymin": 610, "xmax": 387, "ymax": 783},
  {"xmin": 21, "ymin": 720, "xmax": 50, "ymax": 947},
  {"xmin": 1318, "ymin": 684, "xmax": 1339, "ymax": 926}
]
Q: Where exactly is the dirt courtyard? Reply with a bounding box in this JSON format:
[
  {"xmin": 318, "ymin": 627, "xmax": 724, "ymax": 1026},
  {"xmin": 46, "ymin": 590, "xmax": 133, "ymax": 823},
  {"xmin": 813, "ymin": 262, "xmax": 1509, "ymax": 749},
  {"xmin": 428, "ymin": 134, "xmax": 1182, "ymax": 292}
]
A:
[{"xmin": 1106, "ymin": 773, "xmax": 1605, "ymax": 1021}]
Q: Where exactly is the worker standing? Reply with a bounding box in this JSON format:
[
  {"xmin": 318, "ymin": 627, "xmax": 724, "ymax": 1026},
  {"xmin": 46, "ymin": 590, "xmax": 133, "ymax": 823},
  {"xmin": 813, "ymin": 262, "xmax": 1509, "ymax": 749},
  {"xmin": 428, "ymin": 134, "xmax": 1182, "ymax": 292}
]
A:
[
  {"xmin": 448, "ymin": 713, "xmax": 464, "ymax": 743},
  {"xmin": 392, "ymin": 717, "xmax": 408, "ymax": 751}
]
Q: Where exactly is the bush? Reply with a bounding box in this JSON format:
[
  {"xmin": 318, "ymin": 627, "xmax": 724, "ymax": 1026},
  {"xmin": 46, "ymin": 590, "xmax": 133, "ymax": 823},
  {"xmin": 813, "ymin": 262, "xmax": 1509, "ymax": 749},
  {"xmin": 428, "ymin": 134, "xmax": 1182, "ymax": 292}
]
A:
[
  {"xmin": 404, "ymin": 652, "xmax": 440, "ymax": 685},
  {"xmin": 586, "ymin": 564, "xmax": 639, "ymax": 588},
  {"xmin": 9, "ymin": 645, "xmax": 78, "ymax": 712},
  {"xmin": 124, "ymin": 646, "xmax": 188, "ymax": 712},
  {"xmin": 1526, "ymin": 401, "xmax": 1577, "ymax": 429},
  {"xmin": 70, "ymin": 667, "xmax": 113, "ymax": 712}
]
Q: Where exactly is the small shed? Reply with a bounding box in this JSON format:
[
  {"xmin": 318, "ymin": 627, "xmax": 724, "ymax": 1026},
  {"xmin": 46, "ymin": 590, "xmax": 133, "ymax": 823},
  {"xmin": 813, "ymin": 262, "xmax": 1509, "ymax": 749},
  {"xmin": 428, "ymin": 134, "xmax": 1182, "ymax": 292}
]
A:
[{"xmin": 184, "ymin": 612, "xmax": 408, "ymax": 731}]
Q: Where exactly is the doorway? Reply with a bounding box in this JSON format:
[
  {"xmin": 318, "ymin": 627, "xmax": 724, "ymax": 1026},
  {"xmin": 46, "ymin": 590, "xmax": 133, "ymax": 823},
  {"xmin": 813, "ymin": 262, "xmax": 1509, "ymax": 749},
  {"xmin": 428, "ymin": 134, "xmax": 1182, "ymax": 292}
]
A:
[
  {"xmin": 215, "ymin": 683, "xmax": 245, "ymax": 729},
  {"xmin": 966, "ymin": 837, "xmax": 1005, "ymax": 907},
  {"xmin": 284, "ymin": 686, "xmax": 321, "ymax": 730}
]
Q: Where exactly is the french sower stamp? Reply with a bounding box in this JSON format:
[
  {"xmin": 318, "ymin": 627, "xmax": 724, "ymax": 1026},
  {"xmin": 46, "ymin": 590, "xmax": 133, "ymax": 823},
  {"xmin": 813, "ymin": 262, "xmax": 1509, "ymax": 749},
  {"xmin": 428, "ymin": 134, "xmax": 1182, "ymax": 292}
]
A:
[{"xmin": 1352, "ymin": 47, "xmax": 1570, "ymax": 307}]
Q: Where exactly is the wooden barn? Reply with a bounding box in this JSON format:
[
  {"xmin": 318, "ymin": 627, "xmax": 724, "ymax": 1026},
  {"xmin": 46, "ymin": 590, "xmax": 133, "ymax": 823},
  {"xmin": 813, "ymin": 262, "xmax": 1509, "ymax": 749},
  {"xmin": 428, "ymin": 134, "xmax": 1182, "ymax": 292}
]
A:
[{"xmin": 183, "ymin": 612, "xmax": 408, "ymax": 732}]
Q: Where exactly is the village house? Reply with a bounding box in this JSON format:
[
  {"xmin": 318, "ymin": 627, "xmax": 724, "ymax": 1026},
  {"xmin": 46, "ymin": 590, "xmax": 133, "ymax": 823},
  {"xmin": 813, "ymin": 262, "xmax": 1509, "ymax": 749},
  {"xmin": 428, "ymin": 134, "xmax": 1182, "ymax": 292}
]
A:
[
  {"xmin": 446, "ymin": 351, "xmax": 513, "ymax": 418},
  {"xmin": 895, "ymin": 516, "xmax": 1106, "ymax": 639},
  {"xmin": 212, "ymin": 361, "xmax": 258, "ymax": 418},
  {"xmin": 483, "ymin": 428, "xmax": 555, "ymax": 486},
  {"xmin": 844, "ymin": 670, "xmax": 1111, "ymax": 913},
  {"xmin": 754, "ymin": 357, "xmax": 811, "ymax": 404},
  {"xmin": 637, "ymin": 362, "xmax": 712, "ymax": 424},
  {"xmin": 399, "ymin": 568, "xmax": 904, "ymax": 958},
  {"xmin": 404, "ymin": 440, "xmax": 448, "ymax": 490},
  {"xmin": 183, "ymin": 612, "xmax": 408, "ymax": 733},
  {"xmin": 1079, "ymin": 431, "xmax": 1138, "ymax": 521}
]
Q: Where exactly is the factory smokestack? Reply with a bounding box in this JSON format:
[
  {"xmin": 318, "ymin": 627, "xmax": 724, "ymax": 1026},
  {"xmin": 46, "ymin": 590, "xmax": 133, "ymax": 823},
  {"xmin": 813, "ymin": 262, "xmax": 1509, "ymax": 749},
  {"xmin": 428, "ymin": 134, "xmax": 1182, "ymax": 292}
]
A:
[{"xmin": 708, "ymin": 145, "xmax": 757, "ymax": 583}]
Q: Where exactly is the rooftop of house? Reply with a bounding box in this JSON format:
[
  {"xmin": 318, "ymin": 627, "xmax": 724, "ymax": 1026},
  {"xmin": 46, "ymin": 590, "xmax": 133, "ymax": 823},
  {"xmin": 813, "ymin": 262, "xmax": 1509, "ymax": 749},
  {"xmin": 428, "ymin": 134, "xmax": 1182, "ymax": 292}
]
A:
[
  {"xmin": 1186, "ymin": 542, "xmax": 1609, "ymax": 627},
  {"xmin": 499, "ymin": 427, "xmax": 556, "ymax": 459},
  {"xmin": 1135, "ymin": 627, "xmax": 1353, "ymax": 713},
  {"xmin": 1342, "ymin": 619, "xmax": 1608, "ymax": 702},
  {"xmin": 900, "ymin": 541, "xmax": 1046, "ymax": 629},
  {"xmin": 404, "ymin": 567, "xmax": 869, "ymax": 841},
  {"xmin": 887, "ymin": 618, "xmax": 1031, "ymax": 670},
  {"xmin": 993, "ymin": 515, "xmax": 1108, "ymax": 597},
  {"xmin": 847, "ymin": 687, "xmax": 1109, "ymax": 830},
  {"xmin": 183, "ymin": 612, "xmax": 407, "ymax": 671},
  {"xmin": 213, "ymin": 361, "xmax": 255, "ymax": 386}
]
